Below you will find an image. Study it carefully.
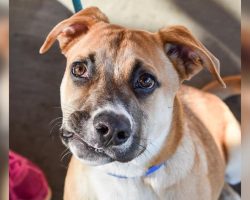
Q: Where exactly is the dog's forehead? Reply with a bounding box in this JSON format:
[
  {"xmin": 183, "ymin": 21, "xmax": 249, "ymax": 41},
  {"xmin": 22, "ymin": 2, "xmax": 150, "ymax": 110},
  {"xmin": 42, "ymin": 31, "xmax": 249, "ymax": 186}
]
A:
[{"xmin": 67, "ymin": 23, "xmax": 165, "ymax": 75}]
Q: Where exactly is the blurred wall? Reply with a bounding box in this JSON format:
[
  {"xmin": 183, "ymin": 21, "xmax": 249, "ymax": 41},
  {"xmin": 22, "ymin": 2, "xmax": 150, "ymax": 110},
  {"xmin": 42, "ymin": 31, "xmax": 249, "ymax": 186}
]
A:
[
  {"xmin": 242, "ymin": 0, "xmax": 249, "ymax": 199},
  {"xmin": 0, "ymin": 1, "xmax": 9, "ymax": 199}
]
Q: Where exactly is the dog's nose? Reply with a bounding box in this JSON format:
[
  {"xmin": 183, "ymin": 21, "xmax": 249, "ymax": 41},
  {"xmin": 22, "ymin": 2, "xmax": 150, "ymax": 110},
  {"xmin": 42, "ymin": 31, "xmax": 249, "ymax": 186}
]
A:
[{"xmin": 93, "ymin": 112, "xmax": 131, "ymax": 146}]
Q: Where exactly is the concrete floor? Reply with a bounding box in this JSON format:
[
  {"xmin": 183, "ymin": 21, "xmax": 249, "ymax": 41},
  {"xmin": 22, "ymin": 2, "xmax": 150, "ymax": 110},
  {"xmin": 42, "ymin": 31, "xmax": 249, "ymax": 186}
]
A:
[{"xmin": 10, "ymin": 0, "xmax": 240, "ymax": 199}]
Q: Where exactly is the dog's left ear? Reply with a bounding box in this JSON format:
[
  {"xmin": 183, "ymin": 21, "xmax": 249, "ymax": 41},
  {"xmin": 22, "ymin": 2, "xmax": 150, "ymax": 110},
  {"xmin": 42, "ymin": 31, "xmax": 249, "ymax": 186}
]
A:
[
  {"xmin": 39, "ymin": 7, "xmax": 109, "ymax": 55},
  {"xmin": 159, "ymin": 26, "xmax": 225, "ymax": 87}
]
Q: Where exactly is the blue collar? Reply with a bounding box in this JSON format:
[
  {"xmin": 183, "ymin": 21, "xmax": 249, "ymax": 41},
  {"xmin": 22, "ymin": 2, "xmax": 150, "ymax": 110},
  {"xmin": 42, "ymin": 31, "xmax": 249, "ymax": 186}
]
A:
[{"xmin": 107, "ymin": 163, "xmax": 165, "ymax": 179}]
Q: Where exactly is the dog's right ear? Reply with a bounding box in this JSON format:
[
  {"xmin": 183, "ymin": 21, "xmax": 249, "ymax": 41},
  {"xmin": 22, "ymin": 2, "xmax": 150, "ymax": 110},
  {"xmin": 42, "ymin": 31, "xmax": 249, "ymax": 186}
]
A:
[
  {"xmin": 39, "ymin": 7, "xmax": 109, "ymax": 55},
  {"xmin": 158, "ymin": 25, "xmax": 225, "ymax": 87}
]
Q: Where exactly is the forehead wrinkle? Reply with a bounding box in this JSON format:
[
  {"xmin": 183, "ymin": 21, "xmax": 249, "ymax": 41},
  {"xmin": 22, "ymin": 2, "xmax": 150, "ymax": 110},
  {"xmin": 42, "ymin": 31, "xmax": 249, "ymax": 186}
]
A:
[
  {"xmin": 112, "ymin": 32, "xmax": 148, "ymax": 80},
  {"xmin": 91, "ymin": 30, "xmax": 129, "ymax": 83},
  {"xmin": 67, "ymin": 24, "xmax": 119, "ymax": 59},
  {"xmin": 109, "ymin": 30, "xmax": 126, "ymax": 53},
  {"xmin": 113, "ymin": 33, "xmax": 159, "ymax": 81},
  {"xmin": 95, "ymin": 48, "xmax": 114, "ymax": 76}
]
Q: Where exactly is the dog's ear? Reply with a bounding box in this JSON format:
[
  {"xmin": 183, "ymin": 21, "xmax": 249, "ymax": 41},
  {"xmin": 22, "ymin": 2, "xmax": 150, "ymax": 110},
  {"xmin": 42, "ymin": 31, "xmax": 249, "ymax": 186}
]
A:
[
  {"xmin": 39, "ymin": 7, "xmax": 109, "ymax": 55},
  {"xmin": 159, "ymin": 26, "xmax": 225, "ymax": 87}
]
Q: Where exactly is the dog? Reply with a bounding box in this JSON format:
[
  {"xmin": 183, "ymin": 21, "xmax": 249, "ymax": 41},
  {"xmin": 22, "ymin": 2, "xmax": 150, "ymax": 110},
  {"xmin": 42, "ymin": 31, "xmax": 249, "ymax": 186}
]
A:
[{"xmin": 40, "ymin": 7, "xmax": 241, "ymax": 200}]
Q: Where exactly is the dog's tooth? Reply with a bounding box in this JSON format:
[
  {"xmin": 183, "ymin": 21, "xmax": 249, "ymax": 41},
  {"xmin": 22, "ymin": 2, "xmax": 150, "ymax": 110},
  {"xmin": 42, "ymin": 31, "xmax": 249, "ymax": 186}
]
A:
[{"xmin": 95, "ymin": 148, "xmax": 104, "ymax": 153}]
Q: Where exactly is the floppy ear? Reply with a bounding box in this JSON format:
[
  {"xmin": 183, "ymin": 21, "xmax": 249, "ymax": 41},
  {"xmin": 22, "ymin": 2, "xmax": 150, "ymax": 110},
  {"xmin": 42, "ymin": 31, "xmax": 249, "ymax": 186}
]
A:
[
  {"xmin": 39, "ymin": 7, "xmax": 109, "ymax": 55},
  {"xmin": 159, "ymin": 26, "xmax": 225, "ymax": 87}
]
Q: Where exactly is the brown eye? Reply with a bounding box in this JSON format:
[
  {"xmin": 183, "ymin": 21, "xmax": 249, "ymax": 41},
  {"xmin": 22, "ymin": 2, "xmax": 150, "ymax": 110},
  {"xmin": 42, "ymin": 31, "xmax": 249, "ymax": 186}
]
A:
[
  {"xmin": 137, "ymin": 74, "xmax": 155, "ymax": 89},
  {"xmin": 71, "ymin": 62, "xmax": 87, "ymax": 78}
]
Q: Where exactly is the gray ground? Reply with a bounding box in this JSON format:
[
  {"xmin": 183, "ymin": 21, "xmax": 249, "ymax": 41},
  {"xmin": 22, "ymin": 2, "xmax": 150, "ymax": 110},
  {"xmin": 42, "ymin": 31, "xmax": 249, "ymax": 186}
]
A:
[{"xmin": 10, "ymin": 0, "xmax": 240, "ymax": 199}]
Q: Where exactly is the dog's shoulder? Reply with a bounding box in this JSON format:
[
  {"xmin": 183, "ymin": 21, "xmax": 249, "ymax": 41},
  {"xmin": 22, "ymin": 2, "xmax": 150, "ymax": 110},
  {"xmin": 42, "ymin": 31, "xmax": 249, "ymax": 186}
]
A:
[
  {"xmin": 178, "ymin": 84, "xmax": 225, "ymax": 107},
  {"xmin": 177, "ymin": 85, "xmax": 228, "ymax": 156},
  {"xmin": 178, "ymin": 84, "xmax": 235, "ymax": 131},
  {"xmin": 178, "ymin": 84, "xmax": 237, "ymax": 140},
  {"xmin": 177, "ymin": 85, "xmax": 227, "ymax": 198}
]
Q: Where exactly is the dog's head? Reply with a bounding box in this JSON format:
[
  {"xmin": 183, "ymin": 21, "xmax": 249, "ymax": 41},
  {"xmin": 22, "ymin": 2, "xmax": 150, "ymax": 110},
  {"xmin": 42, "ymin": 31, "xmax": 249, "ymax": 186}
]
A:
[{"xmin": 40, "ymin": 7, "xmax": 225, "ymax": 165}]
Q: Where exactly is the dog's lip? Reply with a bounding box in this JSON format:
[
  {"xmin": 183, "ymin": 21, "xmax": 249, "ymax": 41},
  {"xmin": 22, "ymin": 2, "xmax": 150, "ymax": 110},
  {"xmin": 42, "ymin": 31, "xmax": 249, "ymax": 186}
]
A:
[
  {"xmin": 79, "ymin": 138, "xmax": 105, "ymax": 153},
  {"xmin": 69, "ymin": 133, "xmax": 135, "ymax": 162},
  {"xmin": 61, "ymin": 128, "xmax": 103, "ymax": 149},
  {"xmin": 66, "ymin": 134, "xmax": 114, "ymax": 165},
  {"xmin": 69, "ymin": 132, "xmax": 107, "ymax": 154},
  {"xmin": 62, "ymin": 129, "xmax": 144, "ymax": 162},
  {"xmin": 65, "ymin": 130, "xmax": 108, "ymax": 156}
]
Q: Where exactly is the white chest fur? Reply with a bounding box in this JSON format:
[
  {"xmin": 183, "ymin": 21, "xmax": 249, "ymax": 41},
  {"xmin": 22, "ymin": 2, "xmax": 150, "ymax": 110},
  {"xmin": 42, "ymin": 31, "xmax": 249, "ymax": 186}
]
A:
[{"xmin": 82, "ymin": 132, "xmax": 208, "ymax": 200}]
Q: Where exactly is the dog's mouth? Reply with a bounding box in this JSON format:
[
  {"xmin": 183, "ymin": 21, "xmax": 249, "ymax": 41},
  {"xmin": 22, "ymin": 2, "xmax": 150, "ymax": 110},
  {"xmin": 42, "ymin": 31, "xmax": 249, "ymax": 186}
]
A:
[
  {"xmin": 60, "ymin": 129, "xmax": 111, "ymax": 163},
  {"xmin": 60, "ymin": 129, "xmax": 145, "ymax": 165},
  {"xmin": 74, "ymin": 134, "xmax": 106, "ymax": 154}
]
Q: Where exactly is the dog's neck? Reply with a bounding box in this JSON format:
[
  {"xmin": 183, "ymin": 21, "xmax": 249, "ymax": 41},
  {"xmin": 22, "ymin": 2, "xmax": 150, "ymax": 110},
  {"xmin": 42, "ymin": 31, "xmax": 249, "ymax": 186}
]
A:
[
  {"xmin": 149, "ymin": 96, "xmax": 184, "ymax": 167},
  {"xmin": 94, "ymin": 96, "xmax": 184, "ymax": 178}
]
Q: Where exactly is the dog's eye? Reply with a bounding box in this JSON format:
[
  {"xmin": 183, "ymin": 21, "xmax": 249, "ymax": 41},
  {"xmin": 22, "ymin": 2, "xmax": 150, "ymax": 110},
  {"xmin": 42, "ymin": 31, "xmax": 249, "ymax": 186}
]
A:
[
  {"xmin": 133, "ymin": 72, "xmax": 159, "ymax": 97},
  {"xmin": 71, "ymin": 62, "xmax": 87, "ymax": 78},
  {"xmin": 136, "ymin": 73, "xmax": 155, "ymax": 89}
]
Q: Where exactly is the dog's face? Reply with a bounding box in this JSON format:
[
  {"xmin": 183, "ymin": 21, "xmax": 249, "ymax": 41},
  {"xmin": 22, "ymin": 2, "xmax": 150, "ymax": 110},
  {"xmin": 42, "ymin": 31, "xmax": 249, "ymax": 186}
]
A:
[
  {"xmin": 58, "ymin": 25, "xmax": 180, "ymax": 165},
  {"xmin": 40, "ymin": 7, "xmax": 224, "ymax": 165}
]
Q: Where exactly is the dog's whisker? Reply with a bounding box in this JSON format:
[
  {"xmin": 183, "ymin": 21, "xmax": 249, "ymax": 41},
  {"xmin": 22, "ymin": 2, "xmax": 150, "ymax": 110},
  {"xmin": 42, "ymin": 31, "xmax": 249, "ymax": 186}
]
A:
[
  {"xmin": 132, "ymin": 137, "xmax": 158, "ymax": 162},
  {"xmin": 49, "ymin": 122, "xmax": 62, "ymax": 136},
  {"xmin": 60, "ymin": 149, "xmax": 72, "ymax": 163},
  {"xmin": 49, "ymin": 117, "xmax": 63, "ymax": 126},
  {"xmin": 60, "ymin": 147, "xmax": 71, "ymax": 157}
]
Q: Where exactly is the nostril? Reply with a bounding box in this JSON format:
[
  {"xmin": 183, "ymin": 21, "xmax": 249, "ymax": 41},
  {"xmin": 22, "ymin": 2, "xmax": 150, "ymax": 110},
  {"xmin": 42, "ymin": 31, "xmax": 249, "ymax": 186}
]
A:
[
  {"xmin": 117, "ymin": 131, "xmax": 128, "ymax": 140},
  {"xmin": 115, "ymin": 131, "xmax": 129, "ymax": 144},
  {"xmin": 95, "ymin": 123, "xmax": 109, "ymax": 135}
]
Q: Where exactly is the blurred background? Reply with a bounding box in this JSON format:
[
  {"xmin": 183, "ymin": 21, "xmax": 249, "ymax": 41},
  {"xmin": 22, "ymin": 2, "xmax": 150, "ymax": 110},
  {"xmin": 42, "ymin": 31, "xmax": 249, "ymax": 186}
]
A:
[
  {"xmin": 242, "ymin": 0, "xmax": 250, "ymax": 199},
  {"xmin": 0, "ymin": 0, "xmax": 8, "ymax": 199},
  {"xmin": 9, "ymin": 0, "xmax": 241, "ymax": 199}
]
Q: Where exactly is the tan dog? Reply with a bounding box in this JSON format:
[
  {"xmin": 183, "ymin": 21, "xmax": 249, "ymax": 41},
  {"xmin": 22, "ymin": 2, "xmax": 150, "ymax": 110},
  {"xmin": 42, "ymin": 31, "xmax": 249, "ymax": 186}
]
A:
[{"xmin": 40, "ymin": 7, "xmax": 241, "ymax": 200}]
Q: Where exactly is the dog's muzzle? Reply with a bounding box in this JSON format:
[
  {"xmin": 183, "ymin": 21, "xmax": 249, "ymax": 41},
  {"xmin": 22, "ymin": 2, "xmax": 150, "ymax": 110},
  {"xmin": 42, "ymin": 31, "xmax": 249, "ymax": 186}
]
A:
[
  {"xmin": 61, "ymin": 111, "xmax": 132, "ymax": 148},
  {"xmin": 59, "ymin": 109, "xmax": 141, "ymax": 164}
]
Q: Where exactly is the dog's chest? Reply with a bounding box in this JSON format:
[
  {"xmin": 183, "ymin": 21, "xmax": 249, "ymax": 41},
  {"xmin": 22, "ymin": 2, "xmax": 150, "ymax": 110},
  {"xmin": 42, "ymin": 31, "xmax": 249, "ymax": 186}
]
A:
[
  {"xmin": 66, "ymin": 130, "xmax": 217, "ymax": 200},
  {"xmin": 89, "ymin": 174, "xmax": 160, "ymax": 200},
  {"xmin": 88, "ymin": 168, "xmax": 211, "ymax": 200},
  {"xmin": 87, "ymin": 132, "xmax": 212, "ymax": 200}
]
